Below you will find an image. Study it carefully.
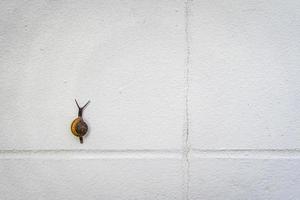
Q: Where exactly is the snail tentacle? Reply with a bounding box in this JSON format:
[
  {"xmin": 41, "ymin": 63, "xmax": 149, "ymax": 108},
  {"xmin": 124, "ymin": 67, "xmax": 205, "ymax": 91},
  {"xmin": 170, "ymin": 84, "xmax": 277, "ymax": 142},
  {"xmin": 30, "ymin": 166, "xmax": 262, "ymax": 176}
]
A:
[
  {"xmin": 75, "ymin": 99, "xmax": 80, "ymax": 109},
  {"xmin": 82, "ymin": 100, "xmax": 90, "ymax": 109}
]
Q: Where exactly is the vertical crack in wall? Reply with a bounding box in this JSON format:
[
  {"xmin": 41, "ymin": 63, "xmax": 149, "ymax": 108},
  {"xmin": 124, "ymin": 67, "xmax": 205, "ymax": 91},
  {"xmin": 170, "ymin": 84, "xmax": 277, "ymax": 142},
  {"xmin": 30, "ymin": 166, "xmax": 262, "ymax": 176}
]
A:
[{"xmin": 182, "ymin": 0, "xmax": 191, "ymax": 200}]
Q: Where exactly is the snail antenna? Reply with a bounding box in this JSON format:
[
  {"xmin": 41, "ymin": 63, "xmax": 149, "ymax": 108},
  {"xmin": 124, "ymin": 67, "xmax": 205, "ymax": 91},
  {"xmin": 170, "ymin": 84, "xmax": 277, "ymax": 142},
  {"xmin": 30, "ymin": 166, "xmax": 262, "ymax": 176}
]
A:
[
  {"xmin": 75, "ymin": 99, "xmax": 90, "ymax": 117},
  {"xmin": 82, "ymin": 100, "xmax": 90, "ymax": 109},
  {"xmin": 75, "ymin": 99, "xmax": 80, "ymax": 109}
]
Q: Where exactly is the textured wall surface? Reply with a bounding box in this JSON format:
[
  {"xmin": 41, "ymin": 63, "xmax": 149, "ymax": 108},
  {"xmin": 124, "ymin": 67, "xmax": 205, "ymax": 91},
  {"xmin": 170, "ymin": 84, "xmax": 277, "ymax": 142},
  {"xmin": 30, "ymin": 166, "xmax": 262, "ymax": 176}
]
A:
[{"xmin": 0, "ymin": 0, "xmax": 299, "ymax": 199}]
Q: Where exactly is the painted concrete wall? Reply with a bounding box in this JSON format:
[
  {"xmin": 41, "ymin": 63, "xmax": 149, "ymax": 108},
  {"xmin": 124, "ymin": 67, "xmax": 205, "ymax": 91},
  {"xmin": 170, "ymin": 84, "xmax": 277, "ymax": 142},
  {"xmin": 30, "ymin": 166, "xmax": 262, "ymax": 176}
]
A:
[{"xmin": 0, "ymin": 0, "xmax": 299, "ymax": 199}]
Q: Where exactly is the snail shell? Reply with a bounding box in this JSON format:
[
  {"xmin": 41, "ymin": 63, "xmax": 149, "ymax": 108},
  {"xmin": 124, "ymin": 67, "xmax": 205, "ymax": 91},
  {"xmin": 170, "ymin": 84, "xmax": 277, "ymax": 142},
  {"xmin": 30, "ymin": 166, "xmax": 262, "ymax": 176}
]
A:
[{"xmin": 71, "ymin": 117, "xmax": 88, "ymax": 137}]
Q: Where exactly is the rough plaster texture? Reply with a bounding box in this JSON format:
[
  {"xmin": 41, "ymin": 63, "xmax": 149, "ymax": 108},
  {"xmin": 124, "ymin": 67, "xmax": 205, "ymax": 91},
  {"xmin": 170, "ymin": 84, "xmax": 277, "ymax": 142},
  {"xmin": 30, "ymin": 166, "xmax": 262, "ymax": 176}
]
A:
[
  {"xmin": 0, "ymin": 0, "xmax": 185, "ymax": 150},
  {"xmin": 0, "ymin": 159, "xmax": 183, "ymax": 200},
  {"xmin": 0, "ymin": 0, "xmax": 299, "ymax": 199},
  {"xmin": 190, "ymin": 158, "xmax": 300, "ymax": 200},
  {"xmin": 189, "ymin": 0, "xmax": 300, "ymax": 149}
]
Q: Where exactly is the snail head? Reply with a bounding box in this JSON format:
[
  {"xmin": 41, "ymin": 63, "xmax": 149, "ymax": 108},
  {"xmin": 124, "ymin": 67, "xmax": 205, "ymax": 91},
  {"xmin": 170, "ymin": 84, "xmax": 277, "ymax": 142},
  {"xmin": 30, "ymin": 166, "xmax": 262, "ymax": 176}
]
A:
[{"xmin": 75, "ymin": 99, "xmax": 90, "ymax": 117}]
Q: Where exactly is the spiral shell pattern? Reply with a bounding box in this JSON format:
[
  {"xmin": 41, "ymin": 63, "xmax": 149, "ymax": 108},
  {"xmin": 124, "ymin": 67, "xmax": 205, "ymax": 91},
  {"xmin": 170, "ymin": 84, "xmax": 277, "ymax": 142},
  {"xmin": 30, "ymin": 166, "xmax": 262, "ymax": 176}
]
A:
[{"xmin": 71, "ymin": 117, "xmax": 88, "ymax": 137}]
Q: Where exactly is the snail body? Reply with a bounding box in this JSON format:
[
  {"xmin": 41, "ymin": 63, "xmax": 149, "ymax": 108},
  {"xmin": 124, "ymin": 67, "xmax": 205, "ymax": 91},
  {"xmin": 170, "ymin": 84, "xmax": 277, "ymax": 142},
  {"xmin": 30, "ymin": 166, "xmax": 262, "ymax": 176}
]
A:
[{"xmin": 71, "ymin": 100, "xmax": 90, "ymax": 144}]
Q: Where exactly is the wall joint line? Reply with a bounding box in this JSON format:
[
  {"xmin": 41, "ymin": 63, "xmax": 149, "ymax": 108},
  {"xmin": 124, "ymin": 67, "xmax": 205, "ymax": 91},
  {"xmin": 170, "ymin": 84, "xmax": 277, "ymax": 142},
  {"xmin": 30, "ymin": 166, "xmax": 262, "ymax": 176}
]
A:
[{"xmin": 182, "ymin": 0, "xmax": 191, "ymax": 199}]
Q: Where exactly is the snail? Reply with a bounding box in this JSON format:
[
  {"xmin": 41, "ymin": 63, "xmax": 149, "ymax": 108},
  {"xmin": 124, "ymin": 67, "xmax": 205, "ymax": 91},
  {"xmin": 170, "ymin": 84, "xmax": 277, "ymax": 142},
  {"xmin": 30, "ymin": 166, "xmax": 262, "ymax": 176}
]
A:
[{"xmin": 71, "ymin": 99, "xmax": 90, "ymax": 144}]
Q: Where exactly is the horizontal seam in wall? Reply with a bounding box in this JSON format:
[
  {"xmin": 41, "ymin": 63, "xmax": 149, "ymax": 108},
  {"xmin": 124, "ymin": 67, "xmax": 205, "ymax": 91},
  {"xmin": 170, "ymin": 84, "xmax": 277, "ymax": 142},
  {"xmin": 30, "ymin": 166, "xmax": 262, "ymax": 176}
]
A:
[
  {"xmin": 191, "ymin": 149, "xmax": 300, "ymax": 159},
  {"xmin": 0, "ymin": 149, "xmax": 182, "ymax": 160},
  {"xmin": 0, "ymin": 149, "xmax": 300, "ymax": 160}
]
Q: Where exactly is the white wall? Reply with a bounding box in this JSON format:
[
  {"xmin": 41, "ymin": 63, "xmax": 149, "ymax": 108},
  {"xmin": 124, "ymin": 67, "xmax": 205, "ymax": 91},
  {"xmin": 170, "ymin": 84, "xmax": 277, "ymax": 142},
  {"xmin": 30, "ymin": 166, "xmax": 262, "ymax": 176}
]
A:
[{"xmin": 0, "ymin": 0, "xmax": 299, "ymax": 199}]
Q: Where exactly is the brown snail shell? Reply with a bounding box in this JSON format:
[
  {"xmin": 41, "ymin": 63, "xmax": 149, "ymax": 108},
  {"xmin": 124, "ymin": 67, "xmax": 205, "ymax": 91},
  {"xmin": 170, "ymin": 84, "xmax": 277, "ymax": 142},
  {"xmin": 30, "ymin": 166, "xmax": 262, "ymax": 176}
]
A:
[{"xmin": 71, "ymin": 117, "xmax": 88, "ymax": 137}]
